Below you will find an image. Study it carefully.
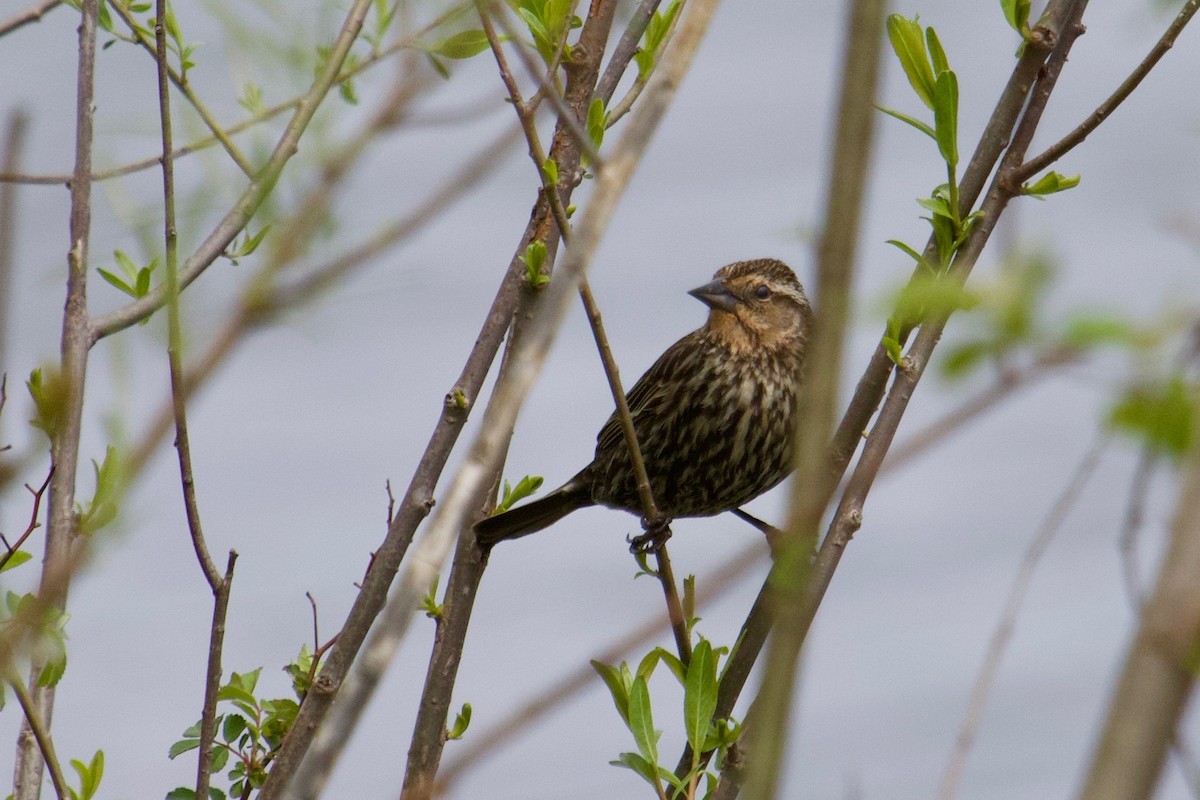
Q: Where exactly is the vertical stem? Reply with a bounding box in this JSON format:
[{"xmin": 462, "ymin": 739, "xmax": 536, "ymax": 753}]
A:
[
  {"xmin": 13, "ymin": 1, "xmax": 98, "ymax": 797},
  {"xmin": 740, "ymin": 1, "xmax": 887, "ymax": 797}
]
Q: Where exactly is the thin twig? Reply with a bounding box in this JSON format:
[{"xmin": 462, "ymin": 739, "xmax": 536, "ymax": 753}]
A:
[
  {"xmin": 13, "ymin": 0, "xmax": 99, "ymax": 795},
  {"xmin": 605, "ymin": 0, "xmax": 682, "ymax": 127},
  {"xmin": 480, "ymin": 0, "xmax": 692, "ymax": 670},
  {"xmin": 594, "ymin": 0, "xmax": 661, "ymax": 104},
  {"xmin": 152, "ymin": 7, "xmax": 234, "ymax": 798},
  {"xmin": 0, "ymin": 0, "xmax": 60, "ymax": 38},
  {"xmin": 90, "ymin": 0, "xmax": 377, "ymax": 340},
  {"xmin": 1012, "ymin": 0, "xmax": 1200, "ymax": 184},
  {"xmin": 8, "ymin": 676, "xmax": 69, "ymax": 800},
  {"xmin": 936, "ymin": 437, "xmax": 1107, "ymax": 800},
  {"xmin": 0, "ymin": 468, "xmax": 54, "ymax": 573},
  {"xmin": 484, "ymin": 1, "xmax": 602, "ymax": 168}
]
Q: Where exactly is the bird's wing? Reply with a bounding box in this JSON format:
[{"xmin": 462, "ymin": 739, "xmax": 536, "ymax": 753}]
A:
[{"xmin": 594, "ymin": 331, "xmax": 703, "ymax": 456}]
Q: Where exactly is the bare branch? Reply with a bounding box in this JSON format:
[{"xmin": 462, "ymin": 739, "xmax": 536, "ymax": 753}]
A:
[
  {"xmin": 0, "ymin": 467, "xmax": 54, "ymax": 573},
  {"xmin": 91, "ymin": 0, "xmax": 380, "ymax": 340},
  {"xmin": 1013, "ymin": 0, "xmax": 1200, "ymax": 184},
  {"xmin": 7, "ymin": 677, "xmax": 68, "ymax": 800},
  {"xmin": 13, "ymin": 0, "xmax": 99, "ymax": 794},
  {"xmin": 0, "ymin": 0, "xmax": 60, "ymax": 38}
]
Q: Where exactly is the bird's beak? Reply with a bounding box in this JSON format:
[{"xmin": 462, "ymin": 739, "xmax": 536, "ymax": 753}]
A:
[{"xmin": 688, "ymin": 280, "xmax": 739, "ymax": 313}]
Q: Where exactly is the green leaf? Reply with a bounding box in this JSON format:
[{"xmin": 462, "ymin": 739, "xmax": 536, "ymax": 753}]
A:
[
  {"xmin": 1021, "ymin": 171, "xmax": 1081, "ymax": 197},
  {"xmin": 27, "ymin": 366, "xmax": 66, "ymax": 441},
  {"xmin": 1060, "ymin": 313, "xmax": 1135, "ymax": 349},
  {"xmin": 210, "ymin": 745, "xmax": 229, "ymax": 773},
  {"xmin": 1, "ymin": 551, "xmax": 32, "ymax": 572},
  {"xmin": 495, "ymin": 474, "xmax": 544, "ymax": 513},
  {"xmin": 1109, "ymin": 377, "xmax": 1195, "ymax": 458},
  {"xmin": 635, "ymin": 649, "xmax": 661, "ymax": 682},
  {"xmin": 447, "ymin": 702, "xmax": 472, "ymax": 740},
  {"xmin": 926, "ymin": 27, "xmax": 949, "ymax": 76},
  {"xmin": 585, "ymin": 97, "xmax": 606, "ymax": 159},
  {"xmin": 1001, "ymin": 0, "xmax": 1032, "ymax": 36},
  {"xmin": 69, "ymin": 750, "xmax": 103, "ymax": 800},
  {"xmin": 78, "ymin": 446, "xmax": 123, "ymax": 535},
  {"xmin": 426, "ymin": 52, "xmax": 450, "ymax": 79},
  {"xmin": 222, "ymin": 713, "xmax": 247, "ymax": 743},
  {"xmin": 168, "ymin": 739, "xmax": 201, "ymax": 759},
  {"xmin": 939, "ymin": 339, "xmax": 992, "ymax": 379},
  {"xmin": 876, "ymin": 104, "xmax": 936, "ymax": 141},
  {"xmin": 610, "ymin": 751, "xmax": 660, "ymax": 787},
  {"xmin": 886, "ymin": 14, "xmax": 935, "ymax": 110},
  {"xmin": 885, "ymin": 239, "xmax": 934, "ymax": 272},
  {"xmin": 429, "ymin": 29, "xmax": 491, "ymax": 59},
  {"xmin": 627, "ymin": 675, "xmax": 659, "ymax": 764},
  {"xmin": 591, "ymin": 660, "xmax": 630, "ymax": 726},
  {"xmin": 933, "ymin": 70, "xmax": 959, "ymax": 169},
  {"xmin": 683, "ymin": 639, "xmax": 717, "ymax": 756},
  {"xmin": 518, "ymin": 241, "xmax": 550, "ymax": 288},
  {"xmin": 419, "ymin": 574, "xmax": 442, "ymax": 620},
  {"xmin": 541, "ymin": 157, "xmax": 558, "ymax": 186},
  {"xmin": 166, "ymin": 789, "xmax": 196, "ymax": 800},
  {"xmin": 97, "ymin": 268, "xmax": 134, "ymax": 296}
]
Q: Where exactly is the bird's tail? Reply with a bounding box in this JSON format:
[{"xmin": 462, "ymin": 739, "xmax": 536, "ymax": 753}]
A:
[{"xmin": 474, "ymin": 477, "xmax": 593, "ymax": 547}]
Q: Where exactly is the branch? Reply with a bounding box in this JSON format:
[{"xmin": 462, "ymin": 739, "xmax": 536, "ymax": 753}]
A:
[
  {"xmin": 1077, "ymin": 429, "xmax": 1200, "ymax": 800},
  {"xmin": 111, "ymin": 0, "xmax": 253, "ymax": 176},
  {"xmin": 1013, "ymin": 0, "xmax": 1200, "ymax": 184},
  {"xmin": 676, "ymin": 0, "xmax": 1087, "ymax": 783},
  {"xmin": 437, "ymin": 347, "xmax": 1072, "ymax": 786},
  {"xmin": 0, "ymin": 468, "xmax": 54, "ymax": 573},
  {"xmin": 739, "ymin": 1, "xmax": 886, "ymax": 797},
  {"xmin": 8, "ymin": 676, "xmax": 69, "ymax": 800},
  {"xmin": 90, "ymin": 0, "xmax": 378, "ymax": 340},
  {"xmin": 0, "ymin": 0, "xmax": 60, "ymax": 38},
  {"xmin": 0, "ymin": 110, "xmax": 27, "ymax": 367},
  {"xmin": 13, "ymin": 0, "xmax": 99, "ymax": 795},
  {"xmin": 937, "ymin": 437, "xmax": 1108, "ymax": 800}
]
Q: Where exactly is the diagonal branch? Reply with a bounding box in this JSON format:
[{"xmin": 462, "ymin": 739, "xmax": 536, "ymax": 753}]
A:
[
  {"xmin": 1012, "ymin": 0, "xmax": 1200, "ymax": 184},
  {"xmin": 90, "ymin": 0, "xmax": 378, "ymax": 341}
]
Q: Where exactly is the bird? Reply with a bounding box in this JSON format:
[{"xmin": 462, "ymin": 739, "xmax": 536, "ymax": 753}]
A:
[{"xmin": 474, "ymin": 258, "xmax": 813, "ymax": 550}]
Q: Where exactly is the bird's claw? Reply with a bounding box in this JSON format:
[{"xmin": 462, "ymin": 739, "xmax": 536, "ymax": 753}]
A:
[{"xmin": 628, "ymin": 517, "xmax": 672, "ymax": 553}]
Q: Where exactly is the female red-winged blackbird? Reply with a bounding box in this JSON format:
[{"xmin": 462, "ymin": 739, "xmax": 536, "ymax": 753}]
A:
[{"xmin": 474, "ymin": 258, "xmax": 812, "ymax": 548}]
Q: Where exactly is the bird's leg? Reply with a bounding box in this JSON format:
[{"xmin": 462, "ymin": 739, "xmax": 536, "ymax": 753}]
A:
[
  {"xmin": 628, "ymin": 515, "xmax": 673, "ymax": 553},
  {"xmin": 732, "ymin": 507, "xmax": 783, "ymax": 552}
]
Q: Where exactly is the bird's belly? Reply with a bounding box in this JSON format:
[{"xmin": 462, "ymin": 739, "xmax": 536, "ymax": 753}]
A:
[{"xmin": 593, "ymin": 369, "xmax": 794, "ymax": 518}]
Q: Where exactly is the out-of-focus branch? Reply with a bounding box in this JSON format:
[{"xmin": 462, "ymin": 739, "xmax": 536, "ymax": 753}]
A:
[
  {"xmin": 1077, "ymin": 428, "xmax": 1200, "ymax": 800},
  {"xmin": 0, "ymin": 0, "xmax": 60, "ymax": 38},
  {"xmin": 0, "ymin": 111, "xmax": 26, "ymax": 370},
  {"xmin": 937, "ymin": 437, "xmax": 1108, "ymax": 800},
  {"xmin": 331, "ymin": 0, "xmax": 716, "ymax": 797},
  {"xmin": 90, "ymin": 0, "xmax": 381, "ymax": 340},
  {"xmin": 395, "ymin": 5, "xmax": 624, "ymax": 799},
  {"xmin": 738, "ymin": 1, "xmax": 885, "ymax": 797},
  {"xmin": 13, "ymin": 0, "xmax": 99, "ymax": 796},
  {"xmin": 678, "ymin": 0, "xmax": 1087, "ymax": 786}
]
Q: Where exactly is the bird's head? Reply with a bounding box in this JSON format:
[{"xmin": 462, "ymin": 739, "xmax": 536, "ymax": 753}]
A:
[{"xmin": 688, "ymin": 259, "xmax": 812, "ymax": 354}]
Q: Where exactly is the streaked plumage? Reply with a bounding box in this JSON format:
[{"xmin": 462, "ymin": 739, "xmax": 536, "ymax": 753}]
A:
[{"xmin": 474, "ymin": 258, "xmax": 812, "ymax": 547}]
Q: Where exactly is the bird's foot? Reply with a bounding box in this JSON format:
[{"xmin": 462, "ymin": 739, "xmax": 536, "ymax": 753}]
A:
[{"xmin": 628, "ymin": 516, "xmax": 673, "ymax": 553}]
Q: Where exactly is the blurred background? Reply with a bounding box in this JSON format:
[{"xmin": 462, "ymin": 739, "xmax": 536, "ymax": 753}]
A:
[{"xmin": 1, "ymin": 0, "xmax": 1199, "ymax": 797}]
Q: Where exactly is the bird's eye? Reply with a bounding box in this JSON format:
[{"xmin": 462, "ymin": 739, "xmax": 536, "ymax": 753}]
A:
[{"xmin": 754, "ymin": 285, "xmax": 771, "ymax": 300}]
